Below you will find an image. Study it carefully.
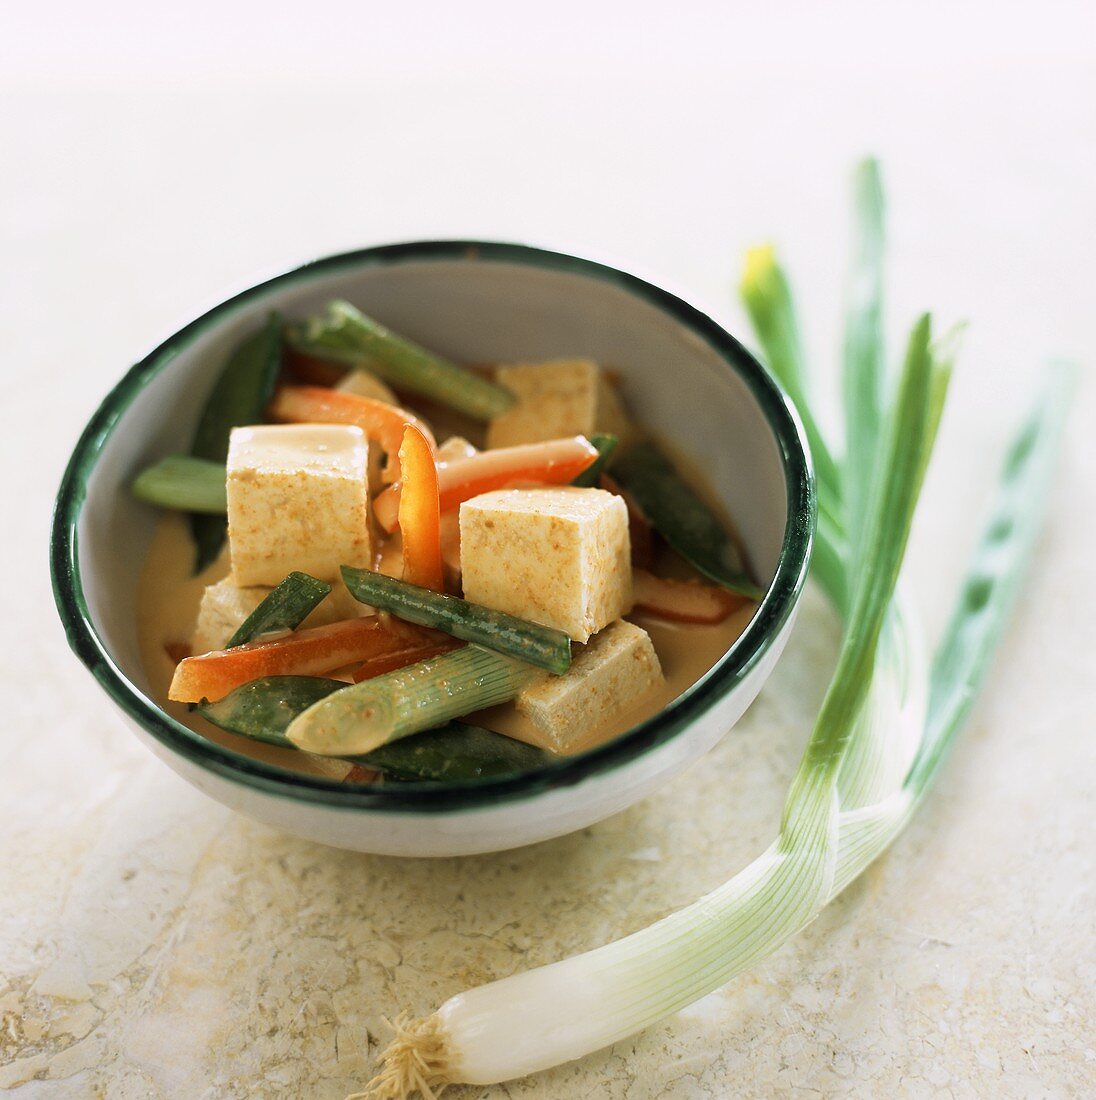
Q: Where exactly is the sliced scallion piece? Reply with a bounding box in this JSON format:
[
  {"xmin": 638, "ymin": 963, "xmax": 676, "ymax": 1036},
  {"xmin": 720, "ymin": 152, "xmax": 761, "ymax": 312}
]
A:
[
  {"xmin": 341, "ymin": 566, "xmax": 572, "ymax": 674},
  {"xmin": 131, "ymin": 455, "xmax": 227, "ymax": 514},
  {"xmin": 189, "ymin": 313, "xmax": 282, "ymax": 571},
  {"xmin": 571, "ymin": 432, "xmax": 618, "ymax": 488},
  {"xmin": 287, "ymin": 300, "xmax": 515, "ymax": 420},
  {"xmin": 286, "ymin": 645, "xmax": 539, "ymax": 756},
  {"xmin": 611, "ymin": 441, "xmax": 764, "ymax": 600},
  {"xmin": 225, "ymin": 571, "xmax": 331, "ymax": 648}
]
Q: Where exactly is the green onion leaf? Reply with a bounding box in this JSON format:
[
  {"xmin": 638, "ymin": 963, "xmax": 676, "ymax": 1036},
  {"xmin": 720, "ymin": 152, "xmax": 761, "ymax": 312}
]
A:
[
  {"xmin": 288, "ymin": 300, "xmax": 515, "ymax": 421},
  {"xmin": 225, "ymin": 571, "xmax": 332, "ymax": 648},
  {"xmin": 741, "ymin": 245, "xmax": 843, "ymax": 514},
  {"xmin": 341, "ymin": 566, "xmax": 572, "ymax": 674},
  {"xmin": 131, "ymin": 455, "xmax": 227, "ymax": 514},
  {"xmin": 841, "ymin": 157, "xmax": 886, "ymax": 568}
]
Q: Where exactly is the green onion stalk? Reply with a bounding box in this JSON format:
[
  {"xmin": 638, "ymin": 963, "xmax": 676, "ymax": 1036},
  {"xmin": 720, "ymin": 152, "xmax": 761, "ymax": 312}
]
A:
[{"xmin": 354, "ymin": 161, "xmax": 1071, "ymax": 1098}]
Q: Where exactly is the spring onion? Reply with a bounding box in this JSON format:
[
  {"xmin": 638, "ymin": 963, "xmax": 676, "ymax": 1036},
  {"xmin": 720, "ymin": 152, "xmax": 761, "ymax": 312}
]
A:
[
  {"xmin": 286, "ymin": 644, "xmax": 539, "ymax": 756},
  {"xmin": 189, "ymin": 313, "xmax": 282, "ymax": 571},
  {"xmin": 287, "ymin": 300, "xmax": 515, "ymax": 420},
  {"xmin": 131, "ymin": 455, "xmax": 227, "ymax": 514},
  {"xmin": 612, "ymin": 440, "xmax": 764, "ymax": 600},
  {"xmin": 225, "ymin": 571, "xmax": 331, "ymax": 648},
  {"xmin": 341, "ymin": 566, "xmax": 572, "ymax": 674},
  {"xmin": 355, "ymin": 161, "xmax": 1070, "ymax": 1098}
]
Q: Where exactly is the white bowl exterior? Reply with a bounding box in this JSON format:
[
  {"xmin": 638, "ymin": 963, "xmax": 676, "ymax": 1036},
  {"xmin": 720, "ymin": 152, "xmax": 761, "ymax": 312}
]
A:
[
  {"xmin": 71, "ymin": 249, "xmax": 806, "ymax": 856},
  {"xmin": 119, "ymin": 605, "xmax": 797, "ymax": 856}
]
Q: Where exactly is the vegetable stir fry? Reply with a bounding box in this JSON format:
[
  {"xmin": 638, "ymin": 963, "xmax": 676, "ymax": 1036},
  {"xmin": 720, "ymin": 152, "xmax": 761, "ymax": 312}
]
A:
[{"xmin": 132, "ymin": 311, "xmax": 761, "ymax": 782}]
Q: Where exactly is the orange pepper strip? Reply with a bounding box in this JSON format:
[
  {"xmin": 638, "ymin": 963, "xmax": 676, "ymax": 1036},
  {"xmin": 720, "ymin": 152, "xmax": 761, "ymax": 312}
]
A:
[
  {"xmin": 350, "ymin": 640, "xmax": 462, "ymax": 683},
  {"xmin": 398, "ymin": 424, "xmax": 445, "ymax": 592},
  {"xmin": 168, "ymin": 616, "xmax": 430, "ymax": 703},
  {"xmin": 269, "ymin": 385, "xmax": 435, "ymax": 483},
  {"xmin": 631, "ymin": 568, "xmax": 751, "ymax": 625},
  {"xmin": 373, "ymin": 436, "xmax": 599, "ymax": 533}
]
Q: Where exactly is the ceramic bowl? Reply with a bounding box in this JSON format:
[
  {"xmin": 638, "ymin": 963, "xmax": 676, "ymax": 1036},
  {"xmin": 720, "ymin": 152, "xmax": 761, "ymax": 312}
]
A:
[{"xmin": 51, "ymin": 242, "xmax": 814, "ymax": 857}]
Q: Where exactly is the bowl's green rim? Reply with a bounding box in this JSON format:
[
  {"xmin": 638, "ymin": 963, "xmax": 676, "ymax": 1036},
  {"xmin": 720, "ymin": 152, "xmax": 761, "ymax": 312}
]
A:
[{"xmin": 50, "ymin": 240, "xmax": 815, "ymax": 814}]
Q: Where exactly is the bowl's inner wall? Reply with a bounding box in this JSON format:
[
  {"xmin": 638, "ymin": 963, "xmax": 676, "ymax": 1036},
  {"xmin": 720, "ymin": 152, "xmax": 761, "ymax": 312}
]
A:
[{"xmin": 80, "ymin": 257, "xmax": 788, "ymax": 698}]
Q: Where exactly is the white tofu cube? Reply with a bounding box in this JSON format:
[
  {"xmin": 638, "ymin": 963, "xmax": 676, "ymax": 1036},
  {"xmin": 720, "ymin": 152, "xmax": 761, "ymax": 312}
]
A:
[
  {"xmin": 516, "ymin": 620, "xmax": 662, "ymax": 752},
  {"xmin": 336, "ymin": 368, "xmax": 398, "ymax": 405},
  {"xmin": 459, "ymin": 487, "xmax": 632, "ymax": 642},
  {"xmin": 487, "ymin": 359, "xmax": 633, "ymax": 448},
  {"xmin": 227, "ymin": 424, "xmax": 371, "ymax": 586},
  {"xmin": 191, "ymin": 576, "xmax": 364, "ymax": 653}
]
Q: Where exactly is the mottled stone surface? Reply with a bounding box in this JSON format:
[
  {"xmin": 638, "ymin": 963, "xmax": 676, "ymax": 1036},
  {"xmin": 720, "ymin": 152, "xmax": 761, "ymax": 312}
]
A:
[{"xmin": 3, "ymin": 41, "xmax": 1094, "ymax": 1098}]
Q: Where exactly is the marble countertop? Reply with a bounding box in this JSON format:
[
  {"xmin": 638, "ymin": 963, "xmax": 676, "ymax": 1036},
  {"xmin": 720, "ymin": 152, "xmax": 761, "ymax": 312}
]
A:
[{"xmin": 2, "ymin": 11, "xmax": 1093, "ymax": 1096}]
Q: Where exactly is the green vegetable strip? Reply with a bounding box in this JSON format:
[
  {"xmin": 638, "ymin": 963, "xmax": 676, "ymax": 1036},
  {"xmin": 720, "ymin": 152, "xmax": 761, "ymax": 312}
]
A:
[
  {"xmin": 611, "ymin": 441, "xmax": 763, "ymax": 599},
  {"xmin": 811, "ymin": 509, "xmax": 849, "ymax": 612},
  {"xmin": 189, "ymin": 313, "xmax": 282, "ymax": 571},
  {"xmin": 362, "ymin": 723, "xmax": 552, "ymax": 782},
  {"xmin": 830, "ymin": 366, "xmax": 1071, "ymax": 896},
  {"xmin": 842, "ymin": 158, "xmax": 886, "ymax": 567},
  {"xmin": 909, "ymin": 365, "xmax": 1072, "ymax": 796},
  {"xmin": 740, "ymin": 246, "xmax": 843, "ymax": 514},
  {"xmin": 571, "ymin": 433, "xmax": 618, "ymax": 488},
  {"xmin": 225, "ymin": 571, "xmax": 331, "ymax": 648},
  {"xmin": 289, "ymin": 300, "xmax": 515, "ymax": 420},
  {"xmin": 285, "ymin": 646, "xmax": 539, "ymax": 756},
  {"xmin": 198, "ymin": 676, "xmax": 550, "ymax": 780},
  {"xmin": 341, "ymin": 566, "xmax": 572, "ymax": 675},
  {"xmin": 797, "ymin": 314, "xmax": 946, "ymax": 779},
  {"xmin": 131, "ymin": 455, "xmax": 227, "ymax": 514}
]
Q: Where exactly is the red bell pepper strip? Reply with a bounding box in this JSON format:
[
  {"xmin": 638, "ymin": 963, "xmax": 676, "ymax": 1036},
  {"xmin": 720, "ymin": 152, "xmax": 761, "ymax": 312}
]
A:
[
  {"xmin": 169, "ymin": 616, "xmax": 430, "ymax": 703},
  {"xmin": 398, "ymin": 424, "xmax": 445, "ymax": 592}
]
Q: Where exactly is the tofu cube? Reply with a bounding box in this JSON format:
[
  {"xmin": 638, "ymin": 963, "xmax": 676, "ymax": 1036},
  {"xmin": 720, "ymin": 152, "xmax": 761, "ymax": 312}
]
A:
[
  {"xmin": 227, "ymin": 424, "xmax": 371, "ymax": 586},
  {"xmin": 336, "ymin": 368, "xmax": 398, "ymax": 405},
  {"xmin": 487, "ymin": 359, "xmax": 633, "ymax": 448},
  {"xmin": 459, "ymin": 487, "xmax": 632, "ymax": 642},
  {"xmin": 191, "ymin": 576, "xmax": 364, "ymax": 653},
  {"xmin": 516, "ymin": 620, "xmax": 663, "ymax": 752}
]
